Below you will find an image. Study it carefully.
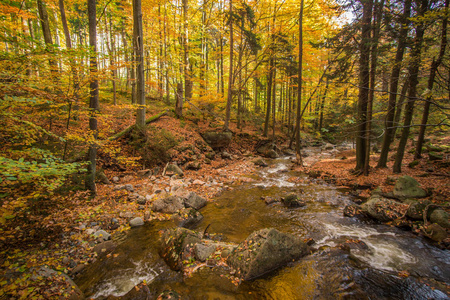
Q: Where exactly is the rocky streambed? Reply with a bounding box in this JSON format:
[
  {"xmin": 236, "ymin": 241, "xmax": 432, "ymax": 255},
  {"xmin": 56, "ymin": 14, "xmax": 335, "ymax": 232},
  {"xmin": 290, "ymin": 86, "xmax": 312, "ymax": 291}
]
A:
[{"xmin": 74, "ymin": 154, "xmax": 450, "ymax": 299}]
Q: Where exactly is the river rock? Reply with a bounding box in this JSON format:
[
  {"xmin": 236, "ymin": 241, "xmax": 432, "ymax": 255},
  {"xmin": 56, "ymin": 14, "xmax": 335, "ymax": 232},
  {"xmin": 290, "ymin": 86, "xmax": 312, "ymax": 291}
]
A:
[
  {"xmin": 186, "ymin": 161, "xmax": 201, "ymax": 170},
  {"xmin": 425, "ymin": 223, "xmax": 447, "ymax": 242},
  {"xmin": 130, "ymin": 217, "xmax": 144, "ymax": 227},
  {"xmin": 135, "ymin": 195, "xmax": 146, "ymax": 205},
  {"xmin": 194, "ymin": 243, "xmax": 216, "ymax": 261},
  {"xmin": 221, "ymin": 151, "xmax": 232, "ymax": 159},
  {"xmin": 264, "ymin": 197, "xmax": 278, "ymax": 205},
  {"xmin": 159, "ymin": 227, "xmax": 202, "ymax": 271},
  {"xmin": 343, "ymin": 204, "xmax": 368, "ymax": 219},
  {"xmin": 256, "ymin": 141, "xmax": 280, "ymax": 159},
  {"xmin": 227, "ymin": 228, "xmax": 309, "ymax": 280},
  {"xmin": 323, "ymin": 143, "xmax": 334, "ymax": 150},
  {"xmin": 173, "ymin": 208, "xmax": 204, "ymax": 228},
  {"xmin": 254, "ymin": 158, "xmax": 268, "ymax": 167},
  {"xmin": 429, "ymin": 209, "xmax": 450, "ymax": 229},
  {"xmin": 30, "ymin": 267, "xmax": 84, "ymax": 300},
  {"xmin": 152, "ymin": 195, "xmax": 185, "ymax": 214},
  {"xmin": 282, "ymin": 194, "xmax": 306, "ymax": 208},
  {"xmin": 119, "ymin": 282, "xmax": 154, "ymax": 300},
  {"xmin": 93, "ymin": 230, "xmax": 111, "ymax": 241},
  {"xmin": 166, "ymin": 164, "xmax": 184, "ymax": 177},
  {"xmin": 158, "ymin": 290, "xmax": 181, "ymax": 300},
  {"xmin": 404, "ymin": 199, "xmax": 431, "ymax": 220},
  {"xmin": 93, "ymin": 241, "xmax": 117, "ymax": 257},
  {"xmin": 393, "ymin": 176, "xmax": 427, "ymax": 199},
  {"xmin": 361, "ymin": 196, "xmax": 409, "ymax": 222},
  {"xmin": 184, "ymin": 192, "xmax": 207, "ymax": 210},
  {"xmin": 137, "ymin": 169, "xmax": 152, "ymax": 178},
  {"xmin": 202, "ymin": 131, "xmax": 232, "ymax": 150}
]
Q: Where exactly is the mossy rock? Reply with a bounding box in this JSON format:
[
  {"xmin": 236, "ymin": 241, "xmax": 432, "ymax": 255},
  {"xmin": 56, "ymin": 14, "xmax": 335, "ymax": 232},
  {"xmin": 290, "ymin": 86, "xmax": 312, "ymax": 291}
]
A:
[
  {"xmin": 158, "ymin": 227, "xmax": 202, "ymax": 271},
  {"xmin": 393, "ymin": 176, "xmax": 427, "ymax": 199},
  {"xmin": 404, "ymin": 199, "xmax": 431, "ymax": 220},
  {"xmin": 408, "ymin": 160, "xmax": 419, "ymax": 168},
  {"xmin": 428, "ymin": 152, "xmax": 443, "ymax": 161},
  {"xmin": 429, "ymin": 209, "xmax": 450, "ymax": 229},
  {"xmin": 227, "ymin": 228, "xmax": 309, "ymax": 280},
  {"xmin": 282, "ymin": 194, "xmax": 306, "ymax": 208}
]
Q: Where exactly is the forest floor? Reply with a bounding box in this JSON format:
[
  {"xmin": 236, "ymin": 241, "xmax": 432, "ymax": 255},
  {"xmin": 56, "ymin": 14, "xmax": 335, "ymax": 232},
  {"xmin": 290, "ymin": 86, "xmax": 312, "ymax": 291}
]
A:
[{"xmin": 1, "ymin": 105, "xmax": 449, "ymax": 299}]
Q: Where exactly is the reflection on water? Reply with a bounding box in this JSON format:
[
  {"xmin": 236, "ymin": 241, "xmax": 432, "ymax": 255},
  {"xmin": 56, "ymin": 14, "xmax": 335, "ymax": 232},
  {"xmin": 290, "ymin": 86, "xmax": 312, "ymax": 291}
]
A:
[{"xmin": 76, "ymin": 156, "xmax": 450, "ymax": 299}]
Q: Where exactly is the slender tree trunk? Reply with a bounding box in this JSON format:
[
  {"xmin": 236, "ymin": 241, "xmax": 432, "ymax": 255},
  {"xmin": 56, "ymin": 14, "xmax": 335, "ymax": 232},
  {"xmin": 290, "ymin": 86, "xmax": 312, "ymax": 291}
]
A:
[
  {"xmin": 377, "ymin": 0, "xmax": 411, "ymax": 168},
  {"xmin": 287, "ymin": 77, "xmax": 292, "ymax": 135},
  {"xmin": 164, "ymin": 0, "xmax": 169, "ymax": 104},
  {"xmin": 415, "ymin": 0, "xmax": 448, "ymax": 159},
  {"xmin": 319, "ymin": 79, "xmax": 328, "ymax": 132},
  {"xmin": 176, "ymin": 82, "xmax": 183, "ymax": 116},
  {"xmin": 85, "ymin": 0, "xmax": 99, "ymax": 194},
  {"xmin": 224, "ymin": 0, "xmax": 233, "ymax": 130},
  {"xmin": 133, "ymin": 0, "xmax": 146, "ymax": 128},
  {"xmin": 364, "ymin": 0, "xmax": 384, "ymax": 175},
  {"xmin": 355, "ymin": 0, "xmax": 373, "ymax": 173},
  {"xmin": 182, "ymin": 0, "xmax": 192, "ymax": 109},
  {"xmin": 272, "ymin": 63, "xmax": 277, "ymax": 139},
  {"xmin": 37, "ymin": 0, "xmax": 58, "ymax": 77},
  {"xmin": 122, "ymin": 27, "xmax": 130, "ymax": 92},
  {"xmin": 295, "ymin": 0, "xmax": 304, "ymax": 164},
  {"xmin": 393, "ymin": 0, "xmax": 428, "ymax": 173},
  {"xmin": 158, "ymin": 3, "xmax": 164, "ymax": 100},
  {"xmin": 391, "ymin": 78, "xmax": 409, "ymax": 143},
  {"xmin": 263, "ymin": 57, "xmax": 274, "ymax": 137}
]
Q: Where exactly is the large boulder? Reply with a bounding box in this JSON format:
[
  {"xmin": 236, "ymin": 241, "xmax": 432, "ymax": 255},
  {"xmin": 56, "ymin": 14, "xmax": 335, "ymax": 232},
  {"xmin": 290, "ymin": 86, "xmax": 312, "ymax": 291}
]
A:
[
  {"xmin": 361, "ymin": 196, "xmax": 409, "ymax": 222},
  {"xmin": 404, "ymin": 199, "xmax": 431, "ymax": 220},
  {"xmin": 159, "ymin": 227, "xmax": 202, "ymax": 270},
  {"xmin": 227, "ymin": 228, "xmax": 309, "ymax": 280},
  {"xmin": 393, "ymin": 176, "xmax": 427, "ymax": 199},
  {"xmin": 152, "ymin": 196, "xmax": 185, "ymax": 214},
  {"xmin": 430, "ymin": 209, "xmax": 450, "ymax": 229},
  {"xmin": 202, "ymin": 132, "xmax": 232, "ymax": 150}
]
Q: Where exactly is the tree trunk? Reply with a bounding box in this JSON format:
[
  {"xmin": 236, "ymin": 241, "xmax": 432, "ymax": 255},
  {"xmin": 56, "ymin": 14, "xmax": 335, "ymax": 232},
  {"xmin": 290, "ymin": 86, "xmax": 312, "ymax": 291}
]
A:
[
  {"xmin": 182, "ymin": 0, "xmax": 192, "ymax": 110},
  {"xmin": 37, "ymin": 0, "xmax": 58, "ymax": 77},
  {"xmin": 415, "ymin": 0, "xmax": 448, "ymax": 159},
  {"xmin": 263, "ymin": 57, "xmax": 274, "ymax": 137},
  {"xmin": 224, "ymin": 0, "xmax": 233, "ymax": 130},
  {"xmin": 364, "ymin": 0, "xmax": 385, "ymax": 175},
  {"xmin": 295, "ymin": 0, "xmax": 304, "ymax": 164},
  {"xmin": 175, "ymin": 82, "xmax": 184, "ymax": 117},
  {"xmin": 377, "ymin": 0, "xmax": 411, "ymax": 168},
  {"xmin": 272, "ymin": 63, "xmax": 277, "ymax": 139},
  {"xmin": 393, "ymin": 0, "xmax": 428, "ymax": 173},
  {"xmin": 391, "ymin": 78, "xmax": 409, "ymax": 143},
  {"xmin": 133, "ymin": 0, "xmax": 146, "ymax": 128},
  {"xmin": 85, "ymin": 0, "xmax": 99, "ymax": 194},
  {"xmin": 355, "ymin": 0, "xmax": 373, "ymax": 173}
]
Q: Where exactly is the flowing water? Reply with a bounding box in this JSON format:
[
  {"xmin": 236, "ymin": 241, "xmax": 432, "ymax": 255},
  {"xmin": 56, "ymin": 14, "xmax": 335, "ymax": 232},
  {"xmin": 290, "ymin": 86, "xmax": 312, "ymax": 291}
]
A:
[{"xmin": 76, "ymin": 156, "xmax": 450, "ymax": 299}]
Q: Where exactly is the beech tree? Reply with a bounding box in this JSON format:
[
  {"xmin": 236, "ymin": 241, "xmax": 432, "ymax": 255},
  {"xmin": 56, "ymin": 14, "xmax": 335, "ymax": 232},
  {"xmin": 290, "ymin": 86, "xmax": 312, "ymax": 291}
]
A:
[{"xmin": 85, "ymin": 0, "xmax": 99, "ymax": 193}]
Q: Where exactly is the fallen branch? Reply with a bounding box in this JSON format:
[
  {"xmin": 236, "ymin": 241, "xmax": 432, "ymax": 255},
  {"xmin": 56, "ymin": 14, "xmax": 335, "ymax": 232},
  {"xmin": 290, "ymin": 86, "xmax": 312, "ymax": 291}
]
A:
[{"xmin": 108, "ymin": 110, "xmax": 168, "ymax": 141}]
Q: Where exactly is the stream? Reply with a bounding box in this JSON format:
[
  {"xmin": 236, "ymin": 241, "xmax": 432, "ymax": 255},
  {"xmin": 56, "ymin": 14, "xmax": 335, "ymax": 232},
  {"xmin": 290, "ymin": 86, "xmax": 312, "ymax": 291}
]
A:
[{"xmin": 76, "ymin": 156, "xmax": 450, "ymax": 299}]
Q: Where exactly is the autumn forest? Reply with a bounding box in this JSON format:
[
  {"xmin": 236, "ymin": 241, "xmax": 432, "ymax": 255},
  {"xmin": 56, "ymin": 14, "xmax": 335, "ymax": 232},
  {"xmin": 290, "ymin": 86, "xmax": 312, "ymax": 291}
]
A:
[{"xmin": 0, "ymin": 0, "xmax": 449, "ymax": 298}]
